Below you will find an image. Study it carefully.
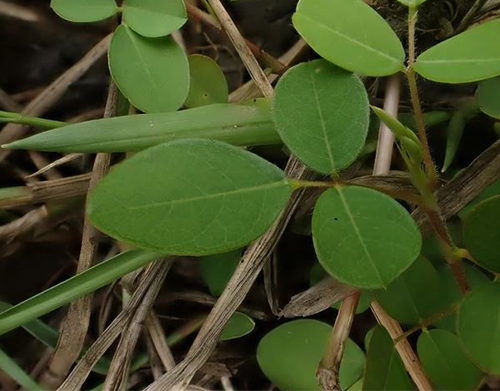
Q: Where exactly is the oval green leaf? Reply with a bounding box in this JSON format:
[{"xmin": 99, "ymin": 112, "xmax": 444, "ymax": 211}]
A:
[
  {"xmin": 417, "ymin": 329, "xmax": 482, "ymax": 390},
  {"xmin": 463, "ymin": 195, "xmax": 500, "ymax": 272},
  {"xmin": 477, "ymin": 76, "xmax": 500, "ymax": 119},
  {"xmin": 458, "ymin": 282, "xmax": 500, "ymax": 374},
  {"xmin": 122, "ymin": 0, "xmax": 187, "ymax": 38},
  {"xmin": 272, "ymin": 60, "xmax": 369, "ymax": 174},
  {"xmin": 109, "ymin": 25, "xmax": 189, "ymax": 113},
  {"xmin": 200, "ymin": 249, "xmax": 241, "ymax": 297},
  {"xmin": 375, "ymin": 257, "xmax": 441, "ymax": 325},
  {"xmin": 88, "ymin": 139, "xmax": 292, "ymax": 255},
  {"xmin": 51, "ymin": 0, "xmax": 117, "ymax": 22},
  {"xmin": 396, "ymin": 0, "xmax": 427, "ymax": 6},
  {"xmin": 257, "ymin": 320, "xmax": 364, "ymax": 391},
  {"xmin": 312, "ymin": 186, "xmax": 422, "ymax": 289},
  {"xmin": 459, "ymin": 178, "xmax": 500, "ymax": 220},
  {"xmin": 363, "ymin": 326, "xmax": 413, "ymax": 390},
  {"xmin": 414, "ymin": 19, "xmax": 500, "ymax": 83},
  {"xmin": 292, "ymin": 0, "xmax": 405, "ymax": 76},
  {"xmin": 220, "ymin": 312, "xmax": 255, "ymax": 341},
  {"xmin": 4, "ymin": 104, "xmax": 280, "ymax": 153},
  {"xmin": 185, "ymin": 55, "xmax": 228, "ymax": 108}
]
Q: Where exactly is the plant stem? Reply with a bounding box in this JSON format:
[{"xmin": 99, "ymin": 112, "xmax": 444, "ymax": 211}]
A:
[
  {"xmin": 406, "ymin": 7, "xmax": 438, "ymax": 188},
  {"xmin": 0, "ymin": 110, "xmax": 66, "ymax": 128}
]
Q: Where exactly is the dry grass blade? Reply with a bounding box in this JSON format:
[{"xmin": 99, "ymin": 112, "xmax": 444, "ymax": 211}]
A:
[
  {"xmin": 280, "ymin": 277, "xmax": 357, "ymax": 318},
  {"xmin": 145, "ymin": 311, "xmax": 176, "ymax": 371},
  {"xmin": 102, "ymin": 259, "xmax": 173, "ymax": 391},
  {"xmin": 0, "ymin": 205, "xmax": 48, "ymax": 244},
  {"xmin": 40, "ymin": 83, "xmax": 119, "ymax": 389},
  {"xmin": 26, "ymin": 153, "xmax": 83, "ymax": 178},
  {"xmin": 0, "ymin": 0, "xmax": 39, "ymax": 22},
  {"xmin": 0, "ymin": 33, "xmax": 111, "ymax": 162},
  {"xmin": 0, "ymin": 87, "xmax": 21, "ymax": 112},
  {"xmin": 57, "ymin": 258, "xmax": 171, "ymax": 391}
]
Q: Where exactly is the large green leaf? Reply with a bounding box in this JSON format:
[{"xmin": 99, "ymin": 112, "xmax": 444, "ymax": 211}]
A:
[
  {"xmin": 200, "ymin": 249, "xmax": 241, "ymax": 297},
  {"xmin": 375, "ymin": 257, "xmax": 441, "ymax": 325},
  {"xmin": 414, "ymin": 19, "xmax": 500, "ymax": 83},
  {"xmin": 363, "ymin": 326, "xmax": 413, "ymax": 390},
  {"xmin": 220, "ymin": 312, "xmax": 255, "ymax": 341},
  {"xmin": 459, "ymin": 179, "xmax": 500, "ymax": 219},
  {"xmin": 417, "ymin": 329, "xmax": 482, "ymax": 390},
  {"xmin": 292, "ymin": 0, "xmax": 405, "ymax": 76},
  {"xmin": 477, "ymin": 76, "xmax": 500, "ymax": 119},
  {"xmin": 463, "ymin": 195, "xmax": 500, "ymax": 272},
  {"xmin": 312, "ymin": 186, "xmax": 421, "ymax": 289},
  {"xmin": 51, "ymin": 0, "xmax": 117, "ymax": 22},
  {"xmin": 185, "ymin": 55, "xmax": 228, "ymax": 108},
  {"xmin": 457, "ymin": 282, "xmax": 500, "ymax": 374},
  {"xmin": 272, "ymin": 60, "xmax": 369, "ymax": 174},
  {"xmin": 88, "ymin": 139, "xmax": 292, "ymax": 255},
  {"xmin": 257, "ymin": 320, "xmax": 364, "ymax": 390},
  {"xmin": 122, "ymin": 0, "xmax": 187, "ymax": 38},
  {"xmin": 0, "ymin": 250, "xmax": 161, "ymax": 336},
  {"xmin": 109, "ymin": 25, "xmax": 189, "ymax": 113},
  {"xmin": 3, "ymin": 104, "xmax": 280, "ymax": 153}
]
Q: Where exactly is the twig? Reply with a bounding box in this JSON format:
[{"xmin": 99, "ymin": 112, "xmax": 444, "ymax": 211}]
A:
[
  {"xmin": 102, "ymin": 260, "xmax": 173, "ymax": 391},
  {"xmin": 40, "ymin": 82, "xmax": 119, "ymax": 389},
  {"xmin": 454, "ymin": 0, "xmax": 488, "ymax": 34},
  {"xmin": 0, "ymin": 0, "xmax": 39, "ymax": 22},
  {"xmin": 371, "ymin": 301, "xmax": 433, "ymax": 391},
  {"xmin": 0, "ymin": 33, "xmax": 111, "ymax": 162},
  {"xmin": 0, "ymin": 87, "xmax": 21, "ymax": 112}
]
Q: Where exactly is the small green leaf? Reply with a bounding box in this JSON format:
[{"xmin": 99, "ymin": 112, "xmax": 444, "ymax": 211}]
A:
[
  {"xmin": 3, "ymin": 104, "xmax": 280, "ymax": 153},
  {"xmin": 88, "ymin": 139, "xmax": 292, "ymax": 255},
  {"xmin": 463, "ymin": 195, "xmax": 500, "ymax": 272},
  {"xmin": 477, "ymin": 76, "xmax": 500, "ymax": 119},
  {"xmin": 109, "ymin": 25, "xmax": 189, "ymax": 113},
  {"xmin": 417, "ymin": 329, "xmax": 482, "ymax": 390},
  {"xmin": 272, "ymin": 60, "xmax": 369, "ymax": 174},
  {"xmin": 122, "ymin": 0, "xmax": 187, "ymax": 38},
  {"xmin": 312, "ymin": 186, "xmax": 421, "ymax": 289},
  {"xmin": 442, "ymin": 111, "xmax": 466, "ymax": 172},
  {"xmin": 220, "ymin": 312, "xmax": 255, "ymax": 341},
  {"xmin": 200, "ymin": 249, "xmax": 241, "ymax": 297},
  {"xmin": 414, "ymin": 19, "xmax": 500, "ymax": 83},
  {"xmin": 292, "ymin": 0, "xmax": 405, "ymax": 76},
  {"xmin": 396, "ymin": 0, "xmax": 427, "ymax": 6},
  {"xmin": 257, "ymin": 320, "xmax": 364, "ymax": 391},
  {"xmin": 363, "ymin": 326, "xmax": 413, "ymax": 390},
  {"xmin": 51, "ymin": 0, "xmax": 117, "ymax": 22},
  {"xmin": 375, "ymin": 257, "xmax": 441, "ymax": 325},
  {"xmin": 458, "ymin": 282, "xmax": 500, "ymax": 374},
  {"xmin": 0, "ymin": 250, "xmax": 161, "ymax": 336},
  {"xmin": 185, "ymin": 55, "xmax": 228, "ymax": 108}
]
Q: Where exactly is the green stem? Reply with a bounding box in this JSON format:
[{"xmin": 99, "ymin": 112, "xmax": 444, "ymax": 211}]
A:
[{"xmin": 0, "ymin": 111, "xmax": 66, "ymax": 129}]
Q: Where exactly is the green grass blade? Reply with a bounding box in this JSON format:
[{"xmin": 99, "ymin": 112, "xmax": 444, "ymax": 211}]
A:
[
  {"xmin": 0, "ymin": 250, "xmax": 162, "ymax": 336},
  {"xmin": 0, "ymin": 347, "xmax": 46, "ymax": 390}
]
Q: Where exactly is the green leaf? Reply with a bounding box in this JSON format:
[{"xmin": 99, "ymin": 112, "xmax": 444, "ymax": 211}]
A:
[
  {"xmin": 459, "ymin": 179, "xmax": 500, "ymax": 220},
  {"xmin": 109, "ymin": 25, "xmax": 189, "ymax": 113},
  {"xmin": 396, "ymin": 0, "xmax": 427, "ymax": 6},
  {"xmin": 122, "ymin": 0, "xmax": 187, "ymax": 38},
  {"xmin": 458, "ymin": 282, "xmax": 500, "ymax": 374},
  {"xmin": 292, "ymin": 0, "xmax": 405, "ymax": 76},
  {"xmin": 375, "ymin": 257, "xmax": 441, "ymax": 325},
  {"xmin": 200, "ymin": 249, "xmax": 241, "ymax": 297},
  {"xmin": 0, "ymin": 348, "xmax": 45, "ymax": 390},
  {"xmin": 257, "ymin": 320, "xmax": 364, "ymax": 391},
  {"xmin": 414, "ymin": 19, "xmax": 500, "ymax": 83},
  {"xmin": 463, "ymin": 195, "xmax": 500, "ymax": 272},
  {"xmin": 477, "ymin": 76, "xmax": 500, "ymax": 119},
  {"xmin": 312, "ymin": 186, "xmax": 421, "ymax": 289},
  {"xmin": 417, "ymin": 329, "xmax": 482, "ymax": 390},
  {"xmin": 51, "ymin": 0, "xmax": 117, "ymax": 22},
  {"xmin": 185, "ymin": 55, "xmax": 228, "ymax": 108},
  {"xmin": 88, "ymin": 139, "xmax": 292, "ymax": 255},
  {"xmin": 442, "ymin": 111, "xmax": 465, "ymax": 172},
  {"xmin": 272, "ymin": 60, "xmax": 369, "ymax": 174},
  {"xmin": 0, "ymin": 250, "xmax": 161, "ymax": 336},
  {"xmin": 363, "ymin": 326, "xmax": 413, "ymax": 390},
  {"xmin": 309, "ymin": 262, "xmax": 372, "ymax": 314},
  {"xmin": 220, "ymin": 312, "xmax": 255, "ymax": 341},
  {"xmin": 3, "ymin": 104, "xmax": 280, "ymax": 153}
]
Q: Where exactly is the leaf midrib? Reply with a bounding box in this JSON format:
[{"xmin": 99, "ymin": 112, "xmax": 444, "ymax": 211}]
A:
[{"xmin": 128, "ymin": 180, "xmax": 287, "ymax": 209}]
